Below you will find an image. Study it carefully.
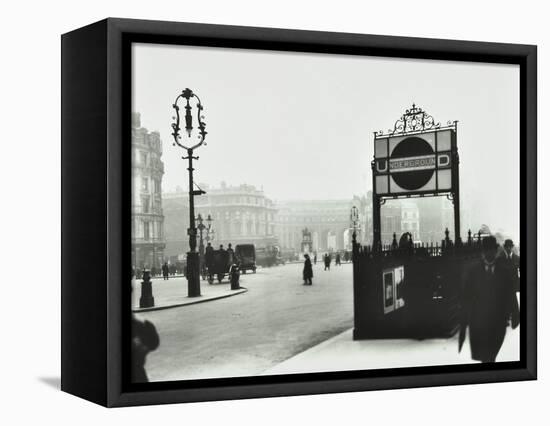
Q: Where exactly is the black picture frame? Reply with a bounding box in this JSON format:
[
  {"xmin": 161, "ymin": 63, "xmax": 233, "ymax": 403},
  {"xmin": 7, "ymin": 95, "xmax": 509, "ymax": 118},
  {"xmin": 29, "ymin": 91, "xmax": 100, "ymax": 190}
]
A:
[{"xmin": 61, "ymin": 17, "xmax": 537, "ymax": 407}]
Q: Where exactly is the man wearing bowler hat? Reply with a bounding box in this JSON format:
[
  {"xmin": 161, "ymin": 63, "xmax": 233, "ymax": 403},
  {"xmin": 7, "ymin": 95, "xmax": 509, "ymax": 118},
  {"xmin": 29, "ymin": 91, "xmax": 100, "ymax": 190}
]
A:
[
  {"xmin": 459, "ymin": 236, "xmax": 519, "ymax": 362},
  {"xmin": 499, "ymin": 239, "xmax": 520, "ymax": 293}
]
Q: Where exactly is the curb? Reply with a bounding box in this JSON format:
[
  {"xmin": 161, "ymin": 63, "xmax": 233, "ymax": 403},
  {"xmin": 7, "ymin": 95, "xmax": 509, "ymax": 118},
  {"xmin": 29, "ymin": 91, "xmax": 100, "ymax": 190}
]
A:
[{"xmin": 133, "ymin": 287, "xmax": 248, "ymax": 313}]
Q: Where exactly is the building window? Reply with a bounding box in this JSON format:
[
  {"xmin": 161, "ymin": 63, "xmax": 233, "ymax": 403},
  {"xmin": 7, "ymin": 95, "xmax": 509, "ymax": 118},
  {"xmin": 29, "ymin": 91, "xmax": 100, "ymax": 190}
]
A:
[
  {"xmin": 141, "ymin": 177, "xmax": 148, "ymax": 191},
  {"xmin": 140, "ymin": 151, "xmax": 148, "ymax": 166},
  {"xmin": 143, "ymin": 221, "xmax": 150, "ymax": 241},
  {"xmin": 142, "ymin": 196, "xmax": 150, "ymax": 213},
  {"xmin": 154, "ymin": 179, "xmax": 161, "ymax": 194}
]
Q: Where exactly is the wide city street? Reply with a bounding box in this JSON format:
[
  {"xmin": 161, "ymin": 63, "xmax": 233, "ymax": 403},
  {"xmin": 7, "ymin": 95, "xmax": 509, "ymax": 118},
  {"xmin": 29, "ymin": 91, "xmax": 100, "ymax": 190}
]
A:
[{"xmin": 135, "ymin": 261, "xmax": 354, "ymax": 382}]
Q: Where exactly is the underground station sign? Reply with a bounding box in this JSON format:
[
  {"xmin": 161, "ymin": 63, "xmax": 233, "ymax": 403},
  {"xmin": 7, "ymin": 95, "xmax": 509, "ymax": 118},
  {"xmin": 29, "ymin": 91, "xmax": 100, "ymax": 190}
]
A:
[{"xmin": 373, "ymin": 129, "xmax": 457, "ymax": 196}]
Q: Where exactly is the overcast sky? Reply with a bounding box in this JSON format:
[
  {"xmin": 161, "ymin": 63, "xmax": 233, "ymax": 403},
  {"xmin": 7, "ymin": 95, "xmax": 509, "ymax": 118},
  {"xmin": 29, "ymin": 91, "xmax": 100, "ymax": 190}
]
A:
[{"xmin": 132, "ymin": 43, "xmax": 519, "ymax": 240}]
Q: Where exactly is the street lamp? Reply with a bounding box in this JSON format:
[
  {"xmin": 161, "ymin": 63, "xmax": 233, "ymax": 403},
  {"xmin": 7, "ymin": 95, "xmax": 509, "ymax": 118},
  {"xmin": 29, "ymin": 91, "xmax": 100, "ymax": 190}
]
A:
[
  {"xmin": 207, "ymin": 225, "xmax": 215, "ymax": 245},
  {"xmin": 171, "ymin": 88, "xmax": 208, "ymax": 297}
]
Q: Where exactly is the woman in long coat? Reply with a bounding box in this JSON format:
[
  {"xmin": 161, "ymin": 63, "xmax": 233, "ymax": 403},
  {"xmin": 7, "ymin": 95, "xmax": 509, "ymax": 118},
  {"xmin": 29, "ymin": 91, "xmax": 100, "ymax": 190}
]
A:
[
  {"xmin": 303, "ymin": 254, "xmax": 313, "ymax": 285},
  {"xmin": 459, "ymin": 236, "xmax": 519, "ymax": 362}
]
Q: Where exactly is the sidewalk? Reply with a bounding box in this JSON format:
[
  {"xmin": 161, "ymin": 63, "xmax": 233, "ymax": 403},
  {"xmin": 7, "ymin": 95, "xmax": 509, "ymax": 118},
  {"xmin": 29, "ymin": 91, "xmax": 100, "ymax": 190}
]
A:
[
  {"xmin": 132, "ymin": 276, "xmax": 247, "ymax": 312},
  {"xmin": 262, "ymin": 326, "xmax": 520, "ymax": 375}
]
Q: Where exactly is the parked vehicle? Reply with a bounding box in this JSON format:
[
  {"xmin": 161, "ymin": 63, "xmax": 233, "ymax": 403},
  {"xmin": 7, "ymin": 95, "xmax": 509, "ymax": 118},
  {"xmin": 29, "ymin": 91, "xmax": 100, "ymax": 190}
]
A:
[{"xmin": 235, "ymin": 244, "xmax": 256, "ymax": 274}]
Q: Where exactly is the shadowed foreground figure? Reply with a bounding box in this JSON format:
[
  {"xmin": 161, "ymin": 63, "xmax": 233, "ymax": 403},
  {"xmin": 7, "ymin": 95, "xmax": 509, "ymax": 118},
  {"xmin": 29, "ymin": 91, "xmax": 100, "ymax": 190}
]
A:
[
  {"xmin": 132, "ymin": 316, "xmax": 160, "ymax": 382},
  {"xmin": 459, "ymin": 236, "xmax": 519, "ymax": 362},
  {"xmin": 499, "ymin": 239, "xmax": 520, "ymax": 293}
]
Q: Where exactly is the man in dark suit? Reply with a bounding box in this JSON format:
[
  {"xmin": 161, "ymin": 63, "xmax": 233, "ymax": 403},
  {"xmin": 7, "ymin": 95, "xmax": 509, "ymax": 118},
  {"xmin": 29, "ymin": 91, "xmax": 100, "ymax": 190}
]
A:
[
  {"xmin": 205, "ymin": 242, "xmax": 214, "ymax": 281},
  {"xmin": 459, "ymin": 236, "xmax": 520, "ymax": 362},
  {"xmin": 303, "ymin": 254, "xmax": 313, "ymax": 285},
  {"xmin": 499, "ymin": 239, "xmax": 520, "ymax": 293}
]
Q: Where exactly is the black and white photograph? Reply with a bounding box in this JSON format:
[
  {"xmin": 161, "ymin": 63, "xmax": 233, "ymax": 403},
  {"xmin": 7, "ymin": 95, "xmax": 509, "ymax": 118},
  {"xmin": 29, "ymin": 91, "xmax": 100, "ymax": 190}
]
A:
[
  {"xmin": 4, "ymin": 0, "xmax": 547, "ymax": 422},
  {"xmin": 130, "ymin": 42, "xmax": 522, "ymax": 383}
]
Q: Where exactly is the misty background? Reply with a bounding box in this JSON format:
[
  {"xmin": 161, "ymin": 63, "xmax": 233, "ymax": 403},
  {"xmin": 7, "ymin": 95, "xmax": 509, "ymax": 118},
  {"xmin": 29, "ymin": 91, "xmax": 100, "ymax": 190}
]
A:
[{"xmin": 132, "ymin": 43, "xmax": 519, "ymax": 241}]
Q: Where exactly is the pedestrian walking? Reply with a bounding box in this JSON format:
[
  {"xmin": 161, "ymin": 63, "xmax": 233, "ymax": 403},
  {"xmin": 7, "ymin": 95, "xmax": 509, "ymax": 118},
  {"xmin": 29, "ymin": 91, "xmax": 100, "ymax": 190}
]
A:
[
  {"xmin": 459, "ymin": 236, "xmax": 520, "ymax": 363},
  {"xmin": 335, "ymin": 253, "xmax": 341, "ymax": 266},
  {"xmin": 324, "ymin": 253, "xmax": 331, "ymax": 271},
  {"xmin": 161, "ymin": 262, "xmax": 169, "ymax": 280},
  {"xmin": 499, "ymin": 239, "xmax": 520, "ymax": 293},
  {"xmin": 303, "ymin": 254, "xmax": 313, "ymax": 285},
  {"xmin": 313, "ymin": 252, "xmax": 317, "ymax": 265}
]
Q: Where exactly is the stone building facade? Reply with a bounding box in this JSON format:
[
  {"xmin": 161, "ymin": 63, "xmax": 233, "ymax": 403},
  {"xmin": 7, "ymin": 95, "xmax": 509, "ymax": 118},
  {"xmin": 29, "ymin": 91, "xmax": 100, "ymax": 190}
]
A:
[
  {"xmin": 366, "ymin": 196, "xmax": 471, "ymax": 246},
  {"xmin": 401, "ymin": 200, "xmax": 420, "ymax": 241},
  {"xmin": 131, "ymin": 112, "xmax": 166, "ymax": 268},
  {"xmin": 274, "ymin": 199, "xmax": 360, "ymax": 252},
  {"xmin": 163, "ymin": 183, "xmax": 278, "ymax": 258}
]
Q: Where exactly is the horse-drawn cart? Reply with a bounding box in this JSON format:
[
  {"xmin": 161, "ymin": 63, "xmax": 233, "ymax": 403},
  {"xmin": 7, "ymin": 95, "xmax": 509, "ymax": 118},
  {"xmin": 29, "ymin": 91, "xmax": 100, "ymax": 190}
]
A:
[{"xmin": 206, "ymin": 249, "xmax": 230, "ymax": 284}]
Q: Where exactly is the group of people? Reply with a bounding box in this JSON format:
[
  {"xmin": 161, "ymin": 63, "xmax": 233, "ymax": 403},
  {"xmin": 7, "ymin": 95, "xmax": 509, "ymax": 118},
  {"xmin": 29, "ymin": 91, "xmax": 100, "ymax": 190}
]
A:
[
  {"xmin": 204, "ymin": 243, "xmax": 236, "ymax": 273},
  {"xmin": 302, "ymin": 252, "xmax": 346, "ymax": 285},
  {"xmin": 132, "ymin": 263, "xmax": 183, "ymax": 281},
  {"xmin": 131, "ymin": 244, "xmax": 242, "ymax": 382},
  {"xmin": 460, "ymin": 237, "xmax": 520, "ymax": 363},
  {"xmin": 302, "ymin": 235, "xmax": 520, "ymax": 364},
  {"xmin": 204, "ymin": 242, "xmax": 241, "ymax": 288},
  {"xmin": 322, "ymin": 252, "xmax": 343, "ymax": 270},
  {"xmin": 130, "ymin": 236, "xmax": 520, "ymax": 383}
]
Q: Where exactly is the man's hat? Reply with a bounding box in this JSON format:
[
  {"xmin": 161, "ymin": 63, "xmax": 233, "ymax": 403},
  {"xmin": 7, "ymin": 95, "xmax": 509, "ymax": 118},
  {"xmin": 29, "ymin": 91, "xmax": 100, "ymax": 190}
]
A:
[
  {"xmin": 504, "ymin": 239, "xmax": 514, "ymax": 248},
  {"xmin": 482, "ymin": 235, "xmax": 498, "ymax": 250}
]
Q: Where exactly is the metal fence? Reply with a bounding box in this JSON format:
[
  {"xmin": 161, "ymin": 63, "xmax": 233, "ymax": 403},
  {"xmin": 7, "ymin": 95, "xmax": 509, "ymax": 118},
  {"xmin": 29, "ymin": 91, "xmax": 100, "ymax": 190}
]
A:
[{"xmin": 352, "ymin": 229, "xmax": 485, "ymax": 340}]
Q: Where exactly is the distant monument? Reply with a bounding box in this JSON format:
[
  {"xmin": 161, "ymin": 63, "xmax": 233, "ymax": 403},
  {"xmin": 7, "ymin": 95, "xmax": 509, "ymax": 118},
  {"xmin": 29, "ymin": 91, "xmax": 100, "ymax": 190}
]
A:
[{"xmin": 301, "ymin": 228, "xmax": 312, "ymax": 254}]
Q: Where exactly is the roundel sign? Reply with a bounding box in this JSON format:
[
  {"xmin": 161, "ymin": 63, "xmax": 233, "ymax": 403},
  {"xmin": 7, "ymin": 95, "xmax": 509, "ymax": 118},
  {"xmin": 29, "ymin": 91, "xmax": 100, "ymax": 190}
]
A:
[
  {"xmin": 390, "ymin": 136, "xmax": 435, "ymax": 190},
  {"xmin": 373, "ymin": 130, "xmax": 454, "ymax": 195}
]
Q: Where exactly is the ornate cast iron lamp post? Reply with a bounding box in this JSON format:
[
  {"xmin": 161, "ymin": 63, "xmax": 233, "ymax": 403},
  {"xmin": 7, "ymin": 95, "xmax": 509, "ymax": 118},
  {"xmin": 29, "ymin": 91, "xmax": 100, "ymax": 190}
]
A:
[
  {"xmin": 171, "ymin": 88, "xmax": 208, "ymax": 297},
  {"xmin": 206, "ymin": 225, "xmax": 215, "ymax": 245}
]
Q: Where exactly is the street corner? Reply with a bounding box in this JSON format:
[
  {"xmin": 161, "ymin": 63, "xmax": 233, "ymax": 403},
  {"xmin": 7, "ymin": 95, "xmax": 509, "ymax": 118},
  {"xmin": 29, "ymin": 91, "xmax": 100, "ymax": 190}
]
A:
[{"xmin": 132, "ymin": 280, "xmax": 248, "ymax": 313}]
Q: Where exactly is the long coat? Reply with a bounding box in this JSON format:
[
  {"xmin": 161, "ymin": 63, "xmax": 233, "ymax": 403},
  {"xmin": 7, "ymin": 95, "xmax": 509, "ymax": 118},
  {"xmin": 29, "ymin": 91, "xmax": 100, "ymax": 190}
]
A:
[
  {"xmin": 498, "ymin": 252, "xmax": 520, "ymax": 292},
  {"xmin": 303, "ymin": 258, "xmax": 313, "ymax": 280},
  {"xmin": 204, "ymin": 246, "xmax": 214, "ymax": 267},
  {"xmin": 460, "ymin": 259, "xmax": 519, "ymax": 362}
]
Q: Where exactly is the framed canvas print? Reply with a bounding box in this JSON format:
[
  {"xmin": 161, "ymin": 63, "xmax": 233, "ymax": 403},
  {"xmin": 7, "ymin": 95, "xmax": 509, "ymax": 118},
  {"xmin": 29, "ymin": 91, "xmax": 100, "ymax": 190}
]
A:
[{"xmin": 61, "ymin": 18, "xmax": 537, "ymax": 407}]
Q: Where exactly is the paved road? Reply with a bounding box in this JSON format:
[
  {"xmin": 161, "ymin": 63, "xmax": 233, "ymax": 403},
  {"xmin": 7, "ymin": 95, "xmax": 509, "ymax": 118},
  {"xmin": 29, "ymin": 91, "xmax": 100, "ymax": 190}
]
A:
[{"xmin": 135, "ymin": 261, "xmax": 354, "ymax": 382}]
